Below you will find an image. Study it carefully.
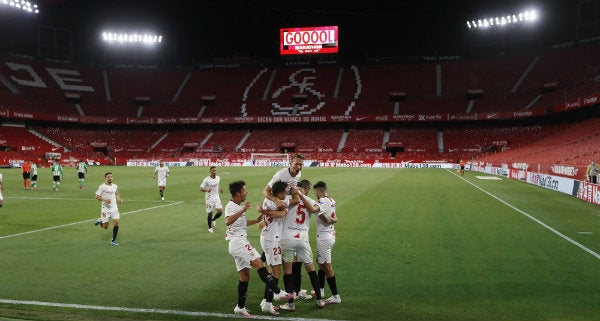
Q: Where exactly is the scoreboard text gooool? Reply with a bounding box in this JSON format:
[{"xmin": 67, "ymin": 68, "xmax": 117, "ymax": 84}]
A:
[{"xmin": 280, "ymin": 26, "xmax": 338, "ymax": 55}]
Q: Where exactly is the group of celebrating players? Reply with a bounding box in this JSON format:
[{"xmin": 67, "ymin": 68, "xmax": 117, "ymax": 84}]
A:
[
  {"xmin": 206, "ymin": 154, "xmax": 341, "ymax": 317},
  {"xmin": 91, "ymin": 154, "xmax": 339, "ymax": 317}
]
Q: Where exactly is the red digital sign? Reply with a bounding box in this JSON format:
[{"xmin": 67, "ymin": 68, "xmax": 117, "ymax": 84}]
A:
[{"xmin": 280, "ymin": 26, "xmax": 338, "ymax": 55}]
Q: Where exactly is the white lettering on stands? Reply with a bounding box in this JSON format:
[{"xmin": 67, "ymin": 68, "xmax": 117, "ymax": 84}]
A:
[
  {"xmin": 5, "ymin": 62, "xmax": 95, "ymax": 92},
  {"xmin": 46, "ymin": 68, "xmax": 94, "ymax": 92},
  {"xmin": 6, "ymin": 62, "xmax": 47, "ymax": 88}
]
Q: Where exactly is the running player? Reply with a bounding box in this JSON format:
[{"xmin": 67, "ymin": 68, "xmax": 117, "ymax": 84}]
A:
[
  {"xmin": 200, "ymin": 166, "xmax": 223, "ymax": 233},
  {"xmin": 153, "ymin": 161, "xmax": 170, "ymax": 202}
]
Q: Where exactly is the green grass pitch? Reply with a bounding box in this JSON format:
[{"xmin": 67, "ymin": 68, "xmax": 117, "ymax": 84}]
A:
[{"xmin": 1, "ymin": 166, "xmax": 599, "ymax": 321}]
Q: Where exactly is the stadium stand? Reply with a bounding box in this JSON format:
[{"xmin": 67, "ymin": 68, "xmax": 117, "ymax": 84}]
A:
[{"xmin": 2, "ymin": 42, "xmax": 600, "ymax": 176}]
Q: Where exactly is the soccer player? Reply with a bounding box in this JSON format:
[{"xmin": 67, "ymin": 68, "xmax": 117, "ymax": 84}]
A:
[
  {"xmin": 279, "ymin": 179, "xmax": 326, "ymax": 311},
  {"xmin": 200, "ymin": 166, "xmax": 223, "ymax": 233},
  {"xmin": 314, "ymin": 181, "xmax": 341, "ymax": 305},
  {"xmin": 257, "ymin": 180, "xmax": 298, "ymax": 315},
  {"xmin": 262, "ymin": 153, "xmax": 309, "ymax": 298},
  {"xmin": 459, "ymin": 159, "xmax": 466, "ymax": 176},
  {"xmin": 76, "ymin": 159, "xmax": 88, "ymax": 190},
  {"xmin": 21, "ymin": 160, "xmax": 31, "ymax": 190},
  {"xmin": 225, "ymin": 180, "xmax": 294, "ymax": 318},
  {"xmin": 153, "ymin": 161, "xmax": 170, "ymax": 202},
  {"xmin": 50, "ymin": 158, "xmax": 63, "ymax": 191},
  {"xmin": 94, "ymin": 172, "xmax": 123, "ymax": 246},
  {"xmin": 263, "ymin": 153, "xmax": 303, "ymax": 210},
  {"xmin": 30, "ymin": 160, "xmax": 38, "ymax": 190}
]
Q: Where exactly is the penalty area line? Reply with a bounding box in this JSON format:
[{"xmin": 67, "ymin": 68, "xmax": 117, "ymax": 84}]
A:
[
  {"xmin": 0, "ymin": 299, "xmax": 350, "ymax": 321},
  {"xmin": 0, "ymin": 202, "xmax": 184, "ymax": 240}
]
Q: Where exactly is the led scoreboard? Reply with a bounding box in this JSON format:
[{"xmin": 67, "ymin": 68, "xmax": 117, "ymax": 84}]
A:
[{"xmin": 280, "ymin": 26, "xmax": 338, "ymax": 55}]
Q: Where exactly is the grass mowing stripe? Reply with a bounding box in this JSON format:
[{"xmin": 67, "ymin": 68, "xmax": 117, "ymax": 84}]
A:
[
  {"xmin": 0, "ymin": 299, "xmax": 350, "ymax": 321},
  {"xmin": 451, "ymin": 170, "xmax": 600, "ymax": 260},
  {"xmin": 0, "ymin": 201, "xmax": 184, "ymax": 240}
]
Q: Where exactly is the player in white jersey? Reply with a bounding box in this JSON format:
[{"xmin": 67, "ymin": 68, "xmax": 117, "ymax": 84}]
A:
[
  {"xmin": 200, "ymin": 166, "xmax": 223, "ymax": 233},
  {"xmin": 313, "ymin": 181, "xmax": 341, "ymax": 305},
  {"xmin": 94, "ymin": 172, "xmax": 123, "ymax": 246},
  {"xmin": 262, "ymin": 154, "xmax": 310, "ymax": 299},
  {"xmin": 257, "ymin": 180, "xmax": 299, "ymax": 314},
  {"xmin": 279, "ymin": 179, "xmax": 325, "ymax": 310},
  {"xmin": 153, "ymin": 161, "xmax": 170, "ymax": 202},
  {"xmin": 263, "ymin": 153, "xmax": 303, "ymax": 210},
  {"xmin": 224, "ymin": 180, "xmax": 294, "ymax": 318}
]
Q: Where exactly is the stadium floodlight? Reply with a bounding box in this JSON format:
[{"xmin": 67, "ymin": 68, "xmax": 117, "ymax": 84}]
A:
[
  {"xmin": 1, "ymin": 0, "xmax": 39, "ymax": 14},
  {"xmin": 101, "ymin": 31, "xmax": 163, "ymax": 45},
  {"xmin": 466, "ymin": 9, "xmax": 538, "ymax": 29}
]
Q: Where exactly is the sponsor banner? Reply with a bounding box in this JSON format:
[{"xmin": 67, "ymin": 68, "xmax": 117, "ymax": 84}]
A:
[
  {"xmin": 474, "ymin": 165, "xmax": 600, "ymax": 206},
  {"xmin": 494, "ymin": 167, "xmax": 509, "ymax": 176},
  {"xmin": 448, "ymin": 113, "xmax": 478, "ymax": 121},
  {"xmin": 331, "ymin": 115, "xmax": 352, "ymax": 122},
  {"xmin": 564, "ymin": 98, "xmax": 581, "ymax": 111},
  {"xmin": 550, "ymin": 164, "xmax": 578, "ymax": 177},
  {"xmin": 574, "ymin": 181, "xmax": 600, "ymax": 205},
  {"xmin": 56, "ymin": 115, "xmax": 79, "ymax": 122},
  {"xmin": 417, "ymin": 114, "xmax": 443, "ymax": 121},
  {"xmin": 525, "ymin": 172, "xmax": 575, "ymax": 194},
  {"xmin": 125, "ymin": 158, "xmax": 459, "ymax": 169},
  {"xmin": 0, "ymin": 108, "xmax": 584, "ymax": 125},
  {"xmin": 400, "ymin": 162, "xmax": 453, "ymax": 169},
  {"xmin": 509, "ymin": 168, "xmax": 520, "ymax": 180},
  {"xmin": 9, "ymin": 159, "xmax": 26, "ymax": 167},
  {"xmin": 513, "ymin": 110, "xmax": 534, "ymax": 118},
  {"xmin": 156, "ymin": 117, "xmax": 178, "ymax": 124},
  {"xmin": 484, "ymin": 113, "xmax": 499, "ymax": 120},
  {"xmin": 127, "ymin": 117, "xmax": 153, "ymax": 124},
  {"xmin": 582, "ymin": 94, "xmax": 599, "ymax": 106},
  {"xmin": 179, "ymin": 117, "xmax": 199, "ymax": 124},
  {"xmin": 12, "ymin": 111, "xmax": 34, "ymax": 119},
  {"xmin": 512, "ymin": 163, "xmax": 528, "ymax": 170},
  {"xmin": 393, "ymin": 114, "xmax": 416, "ymax": 121},
  {"xmin": 127, "ymin": 160, "xmax": 152, "ymax": 166}
]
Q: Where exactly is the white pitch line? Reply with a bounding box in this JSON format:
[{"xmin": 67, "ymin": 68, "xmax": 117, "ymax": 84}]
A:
[
  {"xmin": 0, "ymin": 299, "xmax": 349, "ymax": 321},
  {"xmin": 7, "ymin": 196, "xmax": 172, "ymax": 202},
  {"xmin": 451, "ymin": 170, "xmax": 600, "ymax": 260},
  {"xmin": 0, "ymin": 201, "xmax": 184, "ymax": 240}
]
